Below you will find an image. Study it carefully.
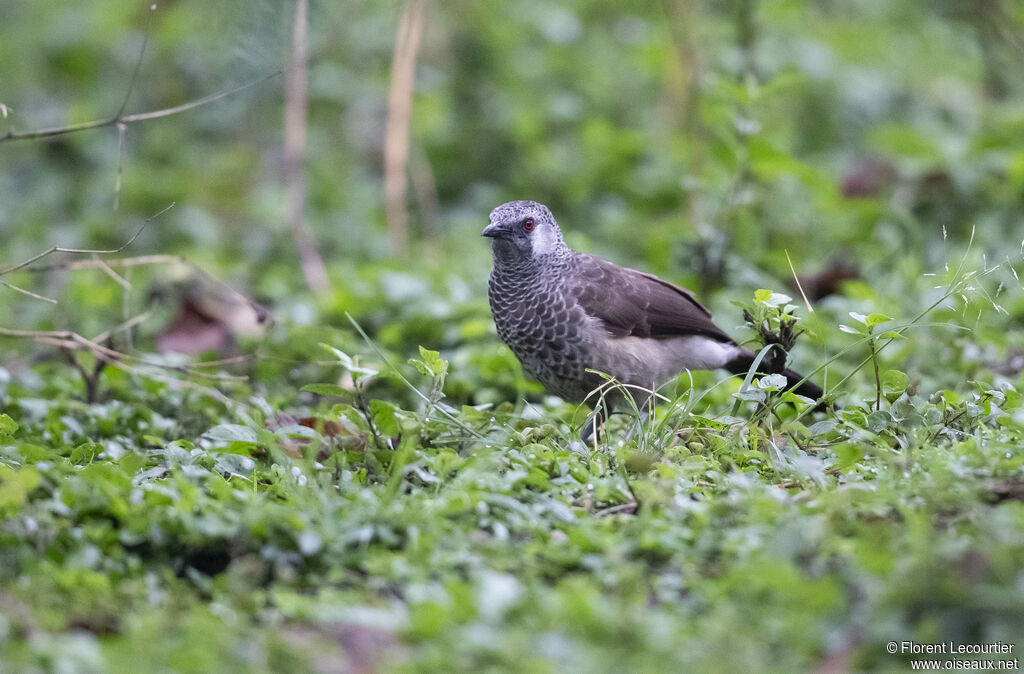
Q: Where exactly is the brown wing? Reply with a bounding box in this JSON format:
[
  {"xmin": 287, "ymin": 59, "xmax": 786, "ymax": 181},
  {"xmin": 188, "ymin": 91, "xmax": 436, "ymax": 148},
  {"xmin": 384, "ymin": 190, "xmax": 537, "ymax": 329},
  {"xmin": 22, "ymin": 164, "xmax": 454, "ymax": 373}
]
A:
[{"xmin": 569, "ymin": 254, "xmax": 734, "ymax": 343}]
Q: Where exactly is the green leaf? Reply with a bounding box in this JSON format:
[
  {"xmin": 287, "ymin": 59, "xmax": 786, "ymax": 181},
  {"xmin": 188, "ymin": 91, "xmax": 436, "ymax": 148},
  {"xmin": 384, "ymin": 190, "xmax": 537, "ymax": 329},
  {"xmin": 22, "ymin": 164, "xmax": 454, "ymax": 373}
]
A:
[
  {"xmin": 865, "ymin": 313, "xmax": 893, "ymax": 327},
  {"xmin": 755, "ymin": 289, "xmax": 793, "ymax": 308},
  {"xmin": 882, "ymin": 370, "xmax": 909, "ymax": 403},
  {"xmin": 370, "ymin": 400, "xmax": 402, "ymax": 437},
  {"xmin": 17, "ymin": 444, "xmax": 51, "ymax": 463},
  {"xmin": 119, "ymin": 452, "xmax": 146, "ymax": 477},
  {"xmin": 409, "ymin": 346, "xmax": 448, "ymax": 378},
  {"xmin": 320, "ymin": 343, "xmax": 355, "ymax": 369},
  {"xmin": 70, "ymin": 442, "xmax": 102, "ymax": 464},
  {"xmin": 203, "ymin": 424, "xmax": 259, "ymax": 444},
  {"xmin": 0, "ymin": 413, "xmax": 17, "ymax": 438},
  {"xmin": 834, "ymin": 444, "xmax": 865, "ymax": 472},
  {"xmin": 320, "ymin": 343, "xmax": 378, "ymax": 377},
  {"xmin": 755, "ymin": 373, "xmax": 788, "ymax": 390}
]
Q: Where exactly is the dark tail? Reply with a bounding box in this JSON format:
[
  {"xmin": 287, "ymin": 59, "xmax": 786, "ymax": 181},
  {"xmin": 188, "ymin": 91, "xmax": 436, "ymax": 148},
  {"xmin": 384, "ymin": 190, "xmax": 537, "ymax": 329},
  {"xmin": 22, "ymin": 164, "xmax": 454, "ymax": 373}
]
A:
[{"xmin": 724, "ymin": 352, "xmax": 824, "ymax": 402}]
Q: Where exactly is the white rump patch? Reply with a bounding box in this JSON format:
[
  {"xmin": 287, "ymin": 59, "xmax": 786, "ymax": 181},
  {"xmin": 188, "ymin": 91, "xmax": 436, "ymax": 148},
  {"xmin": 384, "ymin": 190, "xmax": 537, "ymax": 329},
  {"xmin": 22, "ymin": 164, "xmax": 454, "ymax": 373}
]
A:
[{"xmin": 592, "ymin": 334, "xmax": 744, "ymax": 389}]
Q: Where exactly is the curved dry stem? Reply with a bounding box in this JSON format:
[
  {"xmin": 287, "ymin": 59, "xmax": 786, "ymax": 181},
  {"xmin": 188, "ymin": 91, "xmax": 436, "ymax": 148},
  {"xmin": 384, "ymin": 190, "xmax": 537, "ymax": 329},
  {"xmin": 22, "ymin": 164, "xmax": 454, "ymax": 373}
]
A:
[
  {"xmin": 0, "ymin": 72, "xmax": 282, "ymax": 144},
  {"xmin": 0, "ymin": 203, "xmax": 174, "ymax": 278}
]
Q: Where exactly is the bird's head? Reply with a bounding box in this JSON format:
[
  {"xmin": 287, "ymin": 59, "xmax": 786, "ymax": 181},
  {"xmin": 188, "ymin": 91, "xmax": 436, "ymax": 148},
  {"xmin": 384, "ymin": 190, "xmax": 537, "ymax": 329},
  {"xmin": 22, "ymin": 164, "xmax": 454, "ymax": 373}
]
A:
[{"xmin": 483, "ymin": 200, "xmax": 565, "ymax": 263}]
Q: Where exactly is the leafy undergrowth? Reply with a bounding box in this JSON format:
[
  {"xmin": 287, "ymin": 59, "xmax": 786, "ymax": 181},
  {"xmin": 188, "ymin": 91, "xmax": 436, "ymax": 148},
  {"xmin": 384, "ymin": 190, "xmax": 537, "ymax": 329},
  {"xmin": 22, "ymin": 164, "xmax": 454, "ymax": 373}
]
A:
[{"xmin": 2, "ymin": 325, "xmax": 1024, "ymax": 672}]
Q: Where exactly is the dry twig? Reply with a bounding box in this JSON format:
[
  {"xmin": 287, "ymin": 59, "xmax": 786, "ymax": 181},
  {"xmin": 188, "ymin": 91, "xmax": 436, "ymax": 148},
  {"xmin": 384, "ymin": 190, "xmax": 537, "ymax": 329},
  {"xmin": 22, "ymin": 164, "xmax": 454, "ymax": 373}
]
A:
[
  {"xmin": 384, "ymin": 0, "xmax": 426, "ymax": 257},
  {"xmin": 0, "ymin": 74, "xmax": 281, "ymax": 144},
  {"xmin": 284, "ymin": 0, "xmax": 330, "ymax": 293}
]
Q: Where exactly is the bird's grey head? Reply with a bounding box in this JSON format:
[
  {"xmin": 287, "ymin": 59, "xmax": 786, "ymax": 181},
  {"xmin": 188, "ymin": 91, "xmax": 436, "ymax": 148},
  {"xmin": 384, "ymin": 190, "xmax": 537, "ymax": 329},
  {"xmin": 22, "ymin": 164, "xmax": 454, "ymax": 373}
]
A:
[{"xmin": 482, "ymin": 200, "xmax": 566, "ymax": 263}]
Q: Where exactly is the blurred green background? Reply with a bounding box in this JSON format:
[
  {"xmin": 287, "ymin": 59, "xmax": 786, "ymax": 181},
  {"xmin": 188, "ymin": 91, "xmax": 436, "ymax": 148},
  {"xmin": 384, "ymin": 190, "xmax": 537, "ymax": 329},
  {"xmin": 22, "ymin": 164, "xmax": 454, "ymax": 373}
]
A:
[
  {"xmin": 3, "ymin": 0, "xmax": 1022, "ymax": 374},
  {"xmin": 3, "ymin": 2, "xmax": 1024, "ymax": 671}
]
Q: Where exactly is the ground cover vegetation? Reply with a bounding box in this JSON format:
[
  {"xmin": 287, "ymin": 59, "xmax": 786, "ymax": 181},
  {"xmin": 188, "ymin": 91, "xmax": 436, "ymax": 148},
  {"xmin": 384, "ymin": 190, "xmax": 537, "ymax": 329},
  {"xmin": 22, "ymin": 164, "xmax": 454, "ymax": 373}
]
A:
[{"xmin": 2, "ymin": 1, "xmax": 1024, "ymax": 671}]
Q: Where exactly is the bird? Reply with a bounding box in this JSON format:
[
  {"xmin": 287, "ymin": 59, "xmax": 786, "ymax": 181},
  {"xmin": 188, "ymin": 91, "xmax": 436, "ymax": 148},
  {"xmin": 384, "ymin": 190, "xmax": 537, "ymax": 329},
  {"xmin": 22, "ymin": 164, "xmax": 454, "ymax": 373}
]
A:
[{"xmin": 482, "ymin": 200, "xmax": 823, "ymax": 441}]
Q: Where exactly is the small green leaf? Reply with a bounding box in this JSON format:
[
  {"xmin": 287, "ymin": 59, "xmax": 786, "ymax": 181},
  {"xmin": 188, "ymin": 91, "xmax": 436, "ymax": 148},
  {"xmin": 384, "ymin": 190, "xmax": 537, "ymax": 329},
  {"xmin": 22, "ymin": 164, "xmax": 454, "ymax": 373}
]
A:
[
  {"xmin": 320, "ymin": 343, "xmax": 354, "ymax": 369},
  {"xmin": 409, "ymin": 346, "xmax": 448, "ymax": 378},
  {"xmin": 756, "ymin": 373, "xmax": 788, "ymax": 390},
  {"xmin": 420, "ymin": 346, "xmax": 445, "ymax": 372},
  {"xmin": 866, "ymin": 313, "xmax": 893, "ymax": 327},
  {"xmin": 755, "ymin": 290, "xmax": 793, "ymax": 307},
  {"xmin": 0, "ymin": 414, "xmax": 17, "ymax": 438},
  {"xmin": 733, "ymin": 388, "xmax": 766, "ymax": 403},
  {"xmin": 878, "ymin": 331, "xmax": 905, "ymax": 340},
  {"xmin": 320, "ymin": 344, "xmax": 378, "ymax": 377}
]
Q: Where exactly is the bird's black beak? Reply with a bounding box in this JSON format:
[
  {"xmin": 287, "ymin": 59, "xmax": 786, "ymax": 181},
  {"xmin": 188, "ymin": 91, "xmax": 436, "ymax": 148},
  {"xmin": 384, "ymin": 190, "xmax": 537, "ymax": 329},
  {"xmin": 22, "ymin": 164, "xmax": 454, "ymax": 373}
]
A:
[{"xmin": 481, "ymin": 223, "xmax": 511, "ymax": 239}]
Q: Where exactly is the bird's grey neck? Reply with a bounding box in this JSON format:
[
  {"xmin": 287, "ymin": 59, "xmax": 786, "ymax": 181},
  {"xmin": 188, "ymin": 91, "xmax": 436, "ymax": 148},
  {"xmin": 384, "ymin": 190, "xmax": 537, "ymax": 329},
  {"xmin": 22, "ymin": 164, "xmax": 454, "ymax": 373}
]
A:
[{"xmin": 490, "ymin": 241, "xmax": 567, "ymax": 273}]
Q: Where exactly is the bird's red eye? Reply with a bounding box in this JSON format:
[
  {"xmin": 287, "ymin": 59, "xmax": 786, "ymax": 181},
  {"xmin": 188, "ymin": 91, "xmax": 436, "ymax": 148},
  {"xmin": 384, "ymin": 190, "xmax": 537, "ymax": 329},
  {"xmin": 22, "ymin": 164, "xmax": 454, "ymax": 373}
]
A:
[{"xmin": 523, "ymin": 217, "xmax": 535, "ymax": 231}]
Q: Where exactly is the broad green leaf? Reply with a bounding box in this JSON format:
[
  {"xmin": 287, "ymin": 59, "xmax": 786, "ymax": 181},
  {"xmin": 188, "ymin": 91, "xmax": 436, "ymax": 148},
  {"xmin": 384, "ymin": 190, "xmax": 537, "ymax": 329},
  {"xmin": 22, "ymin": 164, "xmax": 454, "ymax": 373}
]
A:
[
  {"xmin": 834, "ymin": 444, "xmax": 865, "ymax": 472},
  {"xmin": 203, "ymin": 424, "xmax": 259, "ymax": 444},
  {"xmin": 119, "ymin": 452, "xmax": 146, "ymax": 477},
  {"xmin": 370, "ymin": 400, "xmax": 402, "ymax": 437},
  {"xmin": 882, "ymin": 370, "xmax": 909, "ymax": 403}
]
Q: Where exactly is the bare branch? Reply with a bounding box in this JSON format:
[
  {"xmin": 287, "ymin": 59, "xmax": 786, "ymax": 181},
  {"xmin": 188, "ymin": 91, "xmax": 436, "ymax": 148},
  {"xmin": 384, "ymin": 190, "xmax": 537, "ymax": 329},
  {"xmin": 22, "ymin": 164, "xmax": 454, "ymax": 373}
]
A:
[
  {"xmin": 384, "ymin": 0, "xmax": 426, "ymax": 257},
  {"xmin": 120, "ymin": 73, "xmax": 281, "ymax": 123},
  {"xmin": 114, "ymin": 122, "xmax": 127, "ymax": 211},
  {"xmin": 92, "ymin": 255, "xmax": 133, "ymax": 290},
  {"xmin": 284, "ymin": 0, "xmax": 330, "ymax": 293},
  {"xmin": 115, "ymin": 5, "xmax": 157, "ymax": 119},
  {"xmin": 27, "ymin": 254, "xmax": 186, "ymax": 273},
  {"xmin": 786, "ymin": 250, "xmax": 813, "ymax": 314},
  {"xmin": 0, "ymin": 281, "xmax": 57, "ymax": 304},
  {"xmin": 0, "ymin": 202, "xmax": 173, "ymax": 278},
  {"xmin": 62, "ymin": 347, "xmax": 104, "ymax": 404},
  {"xmin": 0, "ymin": 326, "xmax": 249, "ymax": 390},
  {"xmin": 0, "ymin": 72, "xmax": 281, "ymax": 143},
  {"xmin": 90, "ymin": 312, "xmax": 151, "ymax": 345}
]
